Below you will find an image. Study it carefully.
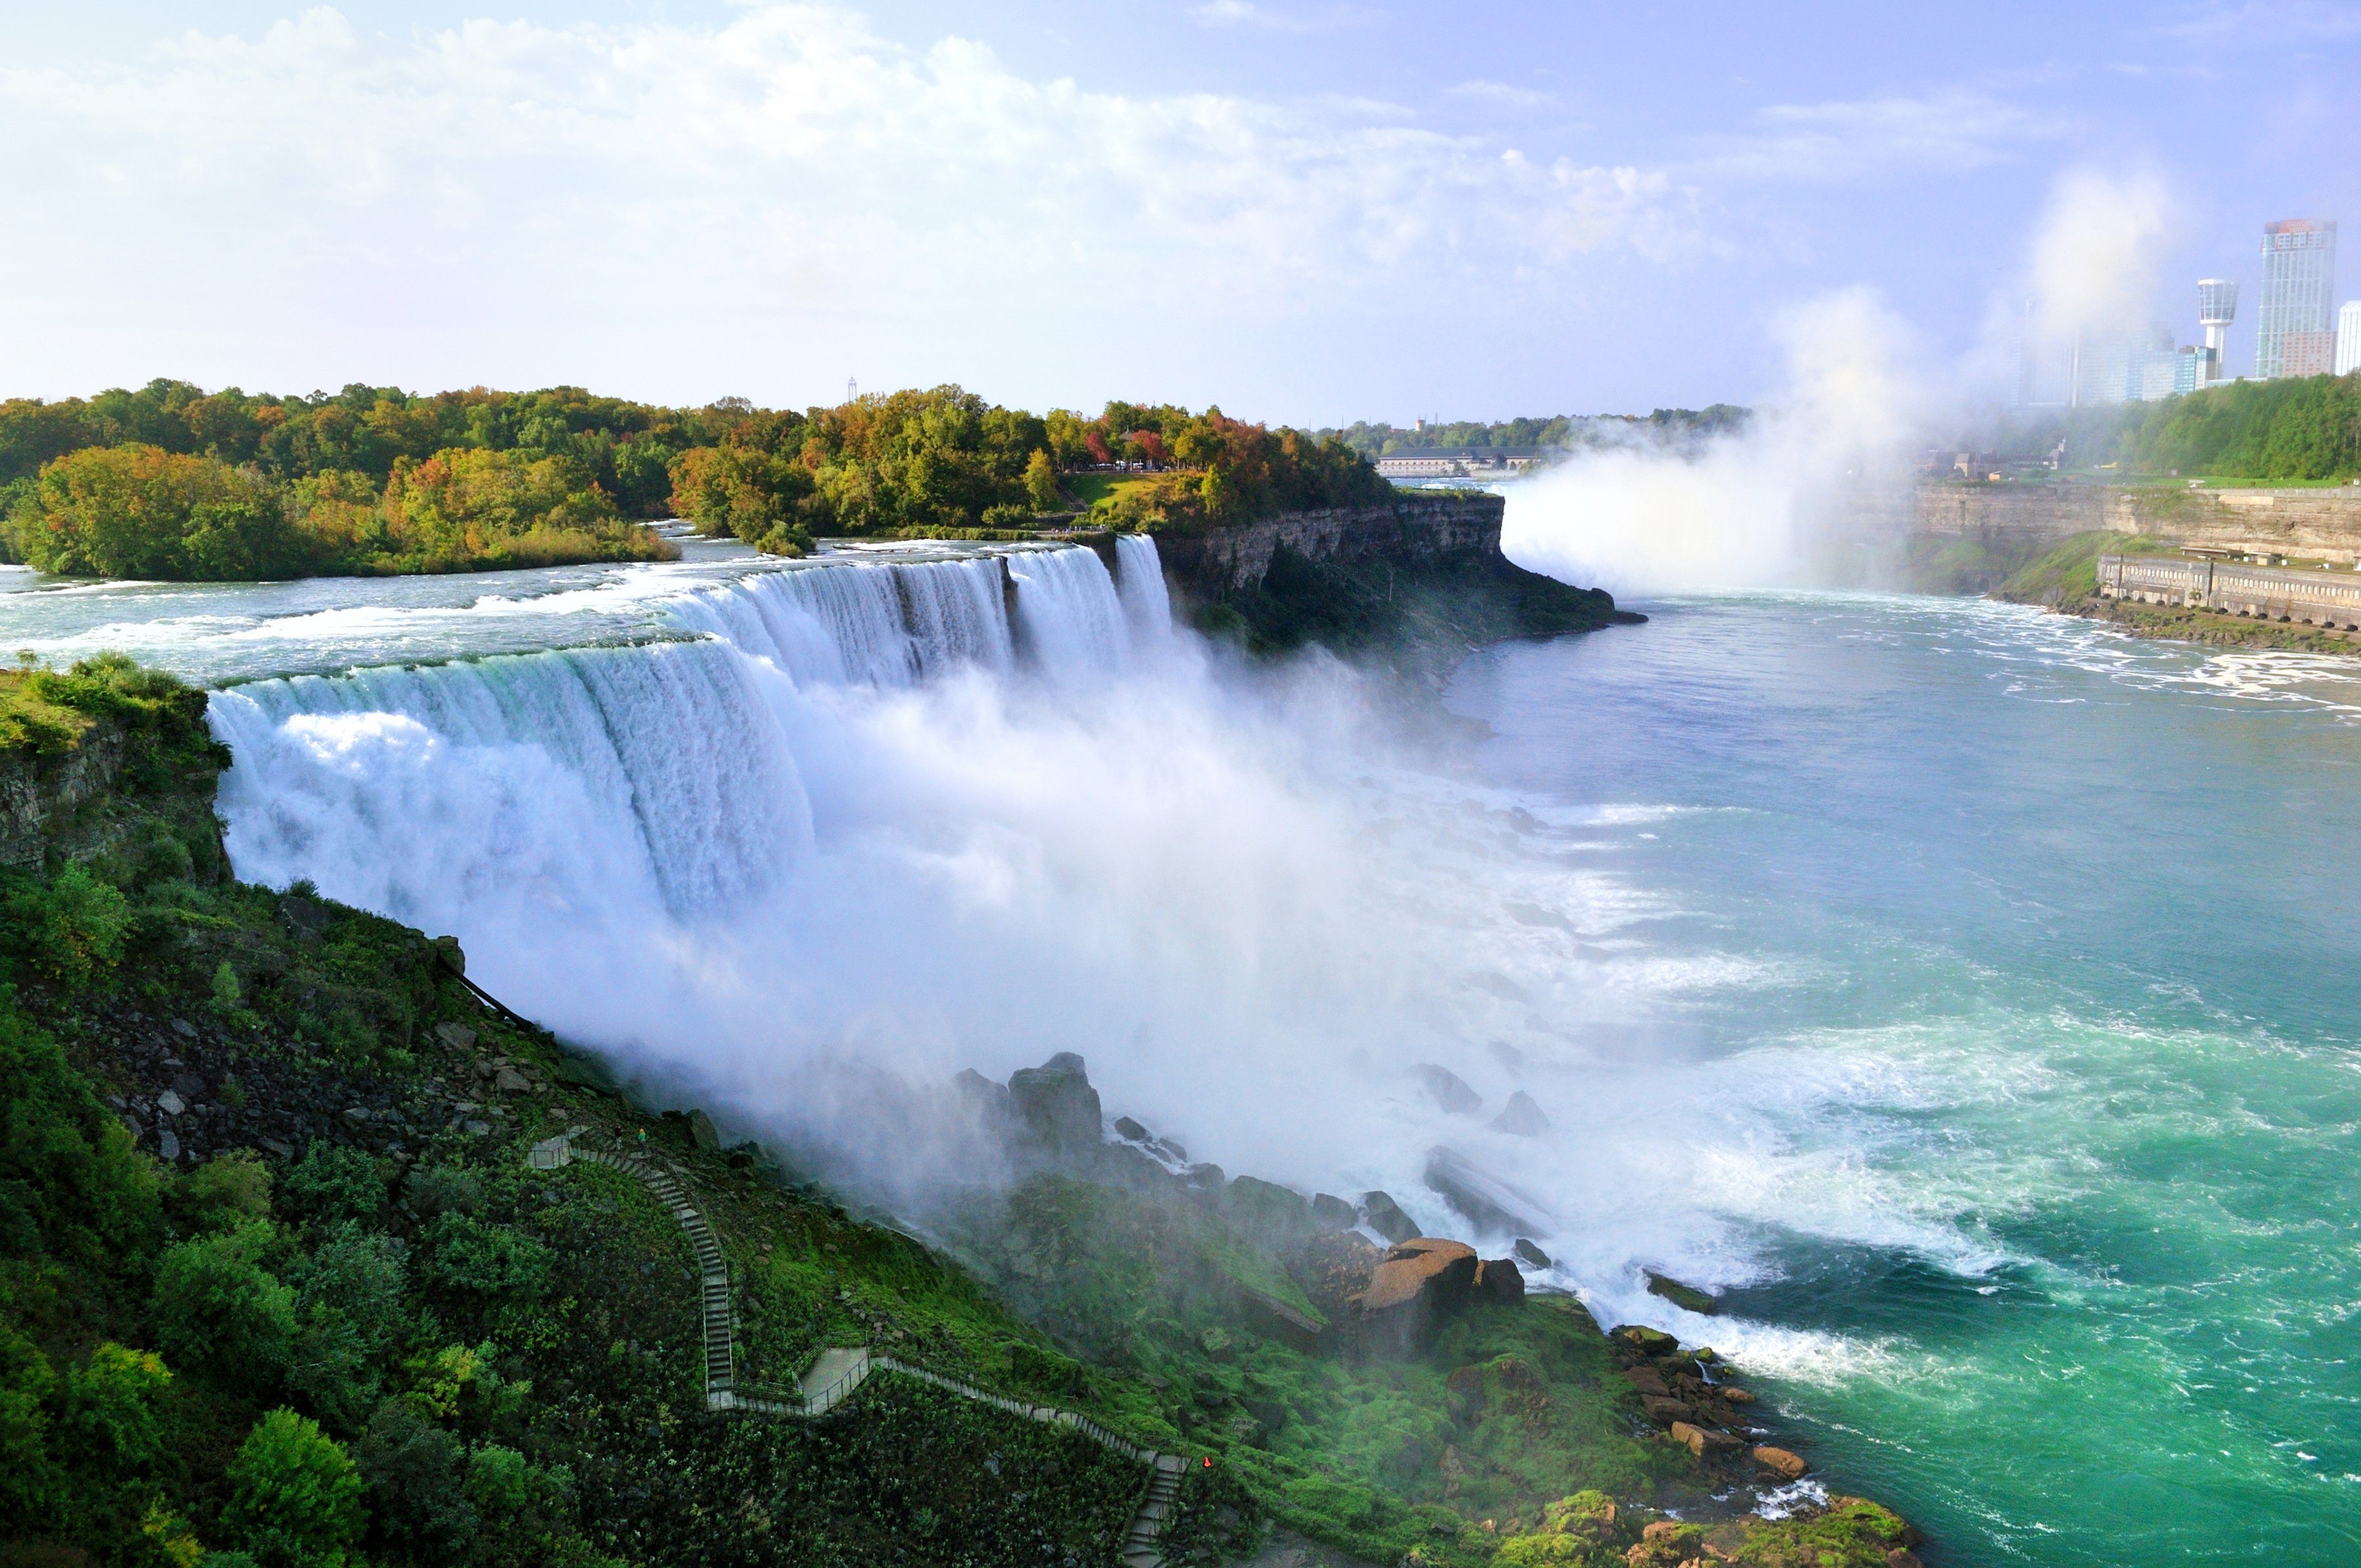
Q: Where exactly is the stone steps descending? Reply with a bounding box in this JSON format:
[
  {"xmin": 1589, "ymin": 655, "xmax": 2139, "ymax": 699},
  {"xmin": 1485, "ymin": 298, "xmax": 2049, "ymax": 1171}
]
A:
[{"xmin": 527, "ymin": 1128, "xmax": 1180, "ymax": 1565}]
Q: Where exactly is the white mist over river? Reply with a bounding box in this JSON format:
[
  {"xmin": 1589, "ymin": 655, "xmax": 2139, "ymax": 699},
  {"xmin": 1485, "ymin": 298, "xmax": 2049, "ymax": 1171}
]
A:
[{"xmin": 5, "ymin": 540, "xmax": 2358, "ymax": 1561}]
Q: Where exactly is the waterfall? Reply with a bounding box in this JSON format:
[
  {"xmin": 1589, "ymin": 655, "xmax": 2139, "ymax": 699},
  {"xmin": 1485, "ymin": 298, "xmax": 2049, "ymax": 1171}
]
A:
[
  {"xmin": 667, "ymin": 557, "xmax": 1013, "ymax": 687},
  {"xmin": 209, "ymin": 638, "xmax": 813, "ymax": 931},
  {"xmin": 1007, "ymin": 547, "xmax": 1133, "ymax": 681},
  {"xmin": 1114, "ymin": 534, "xmax": 1174, "ymax": 642}
]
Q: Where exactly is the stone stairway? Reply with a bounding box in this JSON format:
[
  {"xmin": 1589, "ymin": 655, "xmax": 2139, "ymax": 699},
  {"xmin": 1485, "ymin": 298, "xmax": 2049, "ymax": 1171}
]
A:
[
  {"xmin": 1122, "ymin": 1454, "xmax": 1188, "ymax": 1568},
  {"xmin": 529, "ymin": 1128, "xmax": 1184, "ymax": 1563}
]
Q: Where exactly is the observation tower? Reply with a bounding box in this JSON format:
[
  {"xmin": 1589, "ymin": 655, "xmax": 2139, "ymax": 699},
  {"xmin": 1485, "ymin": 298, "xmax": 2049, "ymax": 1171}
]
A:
[{"xmin": 2197, "ymin": 279, "xmax": 2238, "ymax": 384}]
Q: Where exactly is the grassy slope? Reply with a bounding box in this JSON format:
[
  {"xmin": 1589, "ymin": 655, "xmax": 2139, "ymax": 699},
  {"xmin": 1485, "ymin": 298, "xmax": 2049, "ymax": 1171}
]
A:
[
  {"xmin": 0, "ymin": 662, "xmax": 1147, "ymax": 1568},
  {"xmin": 1, "ymin": 659, "xmax": 1914, "ymax": 1568},
  {"xmin": 940, "ymin": 1175, "xmax": 1913, "ymax": 1568},
  {"xmin": 1994, "ymin": 530, "xmax": 2361, "ymax": 656}
]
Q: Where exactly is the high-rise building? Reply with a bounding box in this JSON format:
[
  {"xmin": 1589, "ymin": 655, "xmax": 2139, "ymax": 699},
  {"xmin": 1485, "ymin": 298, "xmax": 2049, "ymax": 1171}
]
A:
[
  {"xmin": 2256, "ymin": 218, "xmax": 2336, "ymax": 378},
  {"xmin": 2075, "ymin": 323, "xmax": 2181, "ymax": 404},
  {"xmin": 2338, "ymin": 300, "xmax": 2361, "ymax": 377}
]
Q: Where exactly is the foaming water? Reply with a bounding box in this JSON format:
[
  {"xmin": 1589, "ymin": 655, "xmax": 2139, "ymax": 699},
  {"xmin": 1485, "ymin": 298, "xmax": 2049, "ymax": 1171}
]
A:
[{"xmin": 1451, "ymin": 592, "xmax": 2361, "ymax": 1562}]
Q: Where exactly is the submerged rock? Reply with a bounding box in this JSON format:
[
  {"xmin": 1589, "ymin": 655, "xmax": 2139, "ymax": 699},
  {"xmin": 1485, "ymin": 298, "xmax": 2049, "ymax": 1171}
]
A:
[
  {"xmin": 1645, "ymin": 1270, "xmax": 1718, "ymax": 1315},
  {"xmin": 1413, "ymin": 1063, "xmax": 1483, "ymax": 1116},
  {"xmin": 1423, "ymin": 1146, "xmax": 1550, "ymax": 1237},
  {"xmin": 1490, "ymin": 1089, "xmax": 1551, "ymax": 1136}
]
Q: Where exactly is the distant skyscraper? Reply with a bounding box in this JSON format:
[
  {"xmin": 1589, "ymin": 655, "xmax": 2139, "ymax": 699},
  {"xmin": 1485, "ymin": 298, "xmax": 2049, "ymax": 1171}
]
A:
[
  {"xmin": 2256, "ymin": 219, "xmax": 2336, "ymax": 378},
  {"xmin": 2338, "ymin": 300, "xmax": 2361, "ymax": 377}
]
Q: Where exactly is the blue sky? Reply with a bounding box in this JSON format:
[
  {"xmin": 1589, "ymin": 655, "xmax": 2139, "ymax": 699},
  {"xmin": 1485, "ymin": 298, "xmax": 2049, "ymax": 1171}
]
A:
[{"xmin": 1, "ymin": 2, "xmax": 2354, "ymax": 422}]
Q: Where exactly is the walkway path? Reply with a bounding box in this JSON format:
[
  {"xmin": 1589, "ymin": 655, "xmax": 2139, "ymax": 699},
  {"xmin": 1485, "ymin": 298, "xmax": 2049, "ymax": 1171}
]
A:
[{"xmin": 530, "ymin": 1128, "xmax": 1182, "ymax": 1567}]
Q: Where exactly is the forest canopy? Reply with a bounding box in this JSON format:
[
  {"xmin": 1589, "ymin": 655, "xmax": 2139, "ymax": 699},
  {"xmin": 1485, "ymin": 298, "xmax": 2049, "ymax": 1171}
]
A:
[{"xmin": 0, "ymin": 380, "xmax": 1395, "ymax": 580}]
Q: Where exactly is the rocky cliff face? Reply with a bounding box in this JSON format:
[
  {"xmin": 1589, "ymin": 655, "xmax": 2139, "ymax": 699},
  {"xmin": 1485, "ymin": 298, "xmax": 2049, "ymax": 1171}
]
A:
[
  {"xmin": 1150, "ymin": 491, "xmax": 1508, "ymax": 600},
  {"xmin": 0, "ymin": 717, "xmax": 127, "ymax": 868}
]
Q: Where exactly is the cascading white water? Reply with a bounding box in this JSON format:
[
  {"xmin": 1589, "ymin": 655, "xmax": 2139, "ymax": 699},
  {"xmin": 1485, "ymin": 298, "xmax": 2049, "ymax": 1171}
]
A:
[
  {"xmin": 209, "ymin": 638, "xmax": 815, "ymax": 924},
  {"xmin": 666, "ymin": 556, "xmax": 1014, "ymax": 687},
  {"xmin": 1006, "ymin": 546, "xmax": 1133, "ymax": 680},
  {"xmin": 1114, "ymin": 534, "xmax": 1174, "ymax": 642}
]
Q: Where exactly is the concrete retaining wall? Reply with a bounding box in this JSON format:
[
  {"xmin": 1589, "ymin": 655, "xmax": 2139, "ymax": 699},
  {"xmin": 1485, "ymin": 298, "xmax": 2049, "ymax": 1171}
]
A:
[
  {"xmin": 2098, "ymin": 554, "xmax": 2361, "ymax": 629},
  {"xmin": 1910, "ymin": 483, "xmax": 2361, "ymax": 563}
]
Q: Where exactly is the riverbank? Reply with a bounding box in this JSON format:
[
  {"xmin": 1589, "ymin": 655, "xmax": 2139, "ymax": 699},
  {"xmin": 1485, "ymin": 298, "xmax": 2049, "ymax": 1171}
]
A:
[{"xmin": 1991, "ymin": 529, "xmax": 2361, "ymax": 656}]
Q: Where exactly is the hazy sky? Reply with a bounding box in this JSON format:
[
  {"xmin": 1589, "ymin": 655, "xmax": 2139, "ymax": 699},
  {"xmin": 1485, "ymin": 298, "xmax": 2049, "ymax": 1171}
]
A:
[{"xmin": 2, "ymin": 2, "xmax": 2354, "ymax": 422}]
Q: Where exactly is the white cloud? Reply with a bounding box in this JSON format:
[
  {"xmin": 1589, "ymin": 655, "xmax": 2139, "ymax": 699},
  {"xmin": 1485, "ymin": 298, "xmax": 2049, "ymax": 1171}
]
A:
[
  {"xmin": 1695, "ymin": 87, "xmax": 2067, "ymax": 183},
  {"xmin": 0, "ymin": 3, "xmax": 1691, "ymax": 401},
  {"xmin": 1187, "ymin": 1, "xmax": 1368, "ymax": 33},
  {"xmin": 2158, "ymin": 1, "xmax": 2361, "ymax": 45}
]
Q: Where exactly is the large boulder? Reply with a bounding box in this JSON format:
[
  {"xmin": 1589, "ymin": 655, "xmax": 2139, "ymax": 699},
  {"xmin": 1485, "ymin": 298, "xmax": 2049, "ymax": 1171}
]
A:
[
  {"xmin": 1490, "ymin": 1090, "xmax": 1551, "ymax": 1136},
  {"xmin": 1474, "ymin": 1256, "xmax": 1525, "ymax": 1304},
  {"xmin": 1351, "ymin": 1237, "xmax": 1478, "ymax": 1359},
  {"xmin": 1413, "ymin": 1064, "xmax": 1482, "ymax": 1116},
  {"xmin": 1423, "ymin": 1147, "xmax": 1550, "ymax": 1237},
  {"xmin": 1224, "ymin": 1175, "xmax": 1313, "ymax": 1243},
  {"xmin": 951, "ymin": 1068, "xmax": 1012, "ymax": 1129},
  {"xmin": 1362, "ymin": 1189, "xmax": 1419, "ymax": 1245},
  {"xmin": 1006, "ymin": 1053, "xmax": 1102, "ymax": 1154}
]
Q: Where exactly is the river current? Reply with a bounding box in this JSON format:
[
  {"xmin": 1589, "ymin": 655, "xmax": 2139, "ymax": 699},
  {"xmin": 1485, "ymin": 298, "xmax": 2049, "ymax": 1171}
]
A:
[{"xmin": 3, "ymin": 545, "xmax": 2353, "ymax": 1562}]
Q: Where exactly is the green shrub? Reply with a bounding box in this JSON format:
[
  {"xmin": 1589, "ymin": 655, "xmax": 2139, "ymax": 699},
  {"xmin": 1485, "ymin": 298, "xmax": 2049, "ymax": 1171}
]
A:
[
  {"xmin": 353, "ymin": 1401, "xmax": 476, "ymax": 1565},
  {"xmin": 179, "ymin": 1154, "xmax": 274, "ymax": 1233},
  {"xmin": 0, "ymin": 863, "xmax": 132, "ymax": 988},
  {"xmin": 150, "ymin": 1220, "xmax": 296, "ymax": 1386},
  {"xmin": 0, "ymin": 1319, "xmax": 62, "ymax": 1530},
  {"xmin": 0, "ymin": 1003, "xmax": 159, "ymax": 1266},
  {"xmin": 287, "ymin": 1224, "xmax": 410, "ymax": 1430},
  {"xmin": 279, "ymin": 1144, "xmax": 385, "ymax": 1232},
  {"xmin": 54, "ymin": 1341, "xmax": 173, "ymax": 1481},
  {"xmin": 220, "ymin": 1408, "xmax": 365, "ymax": 1568},
  {"xmin": 418, "ymin": 1213, "xmax": 552, "ymax": 1303}
]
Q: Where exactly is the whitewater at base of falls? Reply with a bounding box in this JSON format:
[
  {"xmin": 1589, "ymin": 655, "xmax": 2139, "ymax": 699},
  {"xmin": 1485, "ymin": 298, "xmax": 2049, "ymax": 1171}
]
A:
[{"xmin": 197, "ymin": 535, "xmax": 1736, "ymax": 1279}]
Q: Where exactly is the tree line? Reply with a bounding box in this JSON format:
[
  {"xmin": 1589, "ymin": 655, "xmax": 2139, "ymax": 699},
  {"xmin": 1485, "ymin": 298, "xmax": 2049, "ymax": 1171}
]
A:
[
  {"xmin": 0, "ymin": 380, "xmax": 1394, "ymax": 580},
  {"xmin": 1323, "ymin": 406, "xmax": 1754, "ymax": 460},
  {"xmin": 1955, "ymin": 372, "xmax": 2361, "ymax": 482}
]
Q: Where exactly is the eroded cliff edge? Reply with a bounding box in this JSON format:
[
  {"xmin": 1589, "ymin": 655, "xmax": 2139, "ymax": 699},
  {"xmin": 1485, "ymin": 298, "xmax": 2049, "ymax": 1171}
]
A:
[{"xmin": 1131, "ymin": 491, "xmax": 1641, "ymax": 670}]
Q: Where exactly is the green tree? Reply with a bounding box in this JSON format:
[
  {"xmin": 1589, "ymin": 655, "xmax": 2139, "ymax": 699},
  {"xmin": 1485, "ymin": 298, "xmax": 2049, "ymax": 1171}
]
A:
[
  {"xmin": 150, "ymin": 1220, "xmax": 297, "ymax": 1386},
  {"xmin": 0, "ymin": 1321, "xmax": 62, "ymax": 1531},
  {"xmin": 278, "ymin": 1143, "xmax": 384, "ymax": 1232},
  {"xmin": 4, "ymin": 445, "xmax": 312, "ymax": 580},
  {"xmin": 54, "ymin": 1342, "xmax": 173, "ymax": 1481},
  {"xmin": 1023, "ymin": 449, "xmax": 1060, "ymax": 512},
  {"xmin": 220, "ymin": 1409, "xmax": 365, "ymax": 1568},
  {"xmin": 287, "ymin": 1224, "xmax": 410, "ymax": 1430},
  {"xmin": 0, "ymin": 862, "xmax": 131, "ymax": 987},
  {"xmin": 353, "ymin": 1402, "xmax": 475, "ymax": 1565},
  {"xmin": 0, "ymin": 1005, "xmax": 160, "ymax": 1266}
]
